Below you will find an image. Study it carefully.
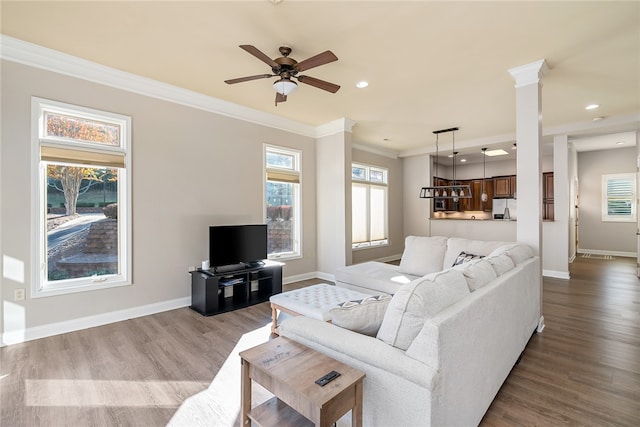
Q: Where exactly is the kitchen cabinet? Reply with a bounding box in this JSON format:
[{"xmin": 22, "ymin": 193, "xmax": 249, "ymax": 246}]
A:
[
  {"xmin": 480, "ymin": 179, "xmax": 493, "ymax": 212},
  {"xmin": 543, "ymin": 172, "xmax": 554, "ymax": 220},
  {"xmin": 458, "ymin": 180, "xmax": 473, "ymax": 211},
  {"xmin": 432, "ymin": 177, "xmax": 494, "ymax": 212},
  {"xmin": 493, "ymin": 175, "xmax": 516, "ymax": 198},
  {"xmin": 433, "ymin": 177, "xmax": 452, "ymax": 211},
  {"xmin": 460, "ymin": 179, "xmax": 493, "ymax": 212}
]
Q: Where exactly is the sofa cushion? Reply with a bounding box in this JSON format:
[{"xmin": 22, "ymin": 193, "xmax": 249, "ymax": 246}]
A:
[
  {"xmin": 489, "ymin": 243, "xmax": 532, "ymax": 265},
  {"xmin": 487, "ymin": 253, "xmax": 515, "ymax": 276},
  {"xmin": 399, "ymin": 236, "xmax": 448, "ymax": 276},
  {"xmin": 453, "ymin": 258, "xmax": 497, "ymax": 291},
  {"xmin": 335, "ymin": 261, "xmax": 418, "ymax": 295},
  {"xmin": 329, "ymin": 294, "xmax": 393, "ymax": 336},
  {"xmin": 377, "ymin": 269, "xmax": 469, "ymax": 350},
  {"xmin": 443, "ymin": 238, "xmax": 512, "ymax": 271}
]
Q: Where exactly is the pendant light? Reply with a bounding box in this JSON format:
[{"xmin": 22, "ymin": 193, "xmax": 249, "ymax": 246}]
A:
[
  {"xmin": 481, "ymin": 148, "xmax": 488, "ymax": 202},
  {"xmin": 419, "ymin": 127, "xmax": 471, "ymax": 200},
  {"xmin": 452, "ymin": 150, "xmax": 459, "ymax": 203}
]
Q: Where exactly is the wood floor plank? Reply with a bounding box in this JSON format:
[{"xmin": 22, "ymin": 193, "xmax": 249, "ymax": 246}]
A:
[{"xmin": 2, "ymin": 262, "xmax": 639, "ymax": 426}]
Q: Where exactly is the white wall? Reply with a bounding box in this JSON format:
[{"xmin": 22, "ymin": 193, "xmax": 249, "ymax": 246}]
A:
[
  {"xmin": 316, "ymin": 132, "xmax": 351, "ymax": 275},
  {"xmin": 0, "ymin": 60, "xmax": 319, "ymax": 340},
  {"xmin": 403, "ymin": 154, "xmax": 430, "ymax": 237},
  {"xmin": 577, "ymin": 146, "xmax": 637, "ymax": 255},
  {"xmin": 435, "ymin": 154, "xmax": 553, "ymax": 180}
]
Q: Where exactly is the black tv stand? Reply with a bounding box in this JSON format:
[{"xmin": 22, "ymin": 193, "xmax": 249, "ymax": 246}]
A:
[
  {"xmin": 245, "ymin": 260, "xmax": 265, "ymax": 268},
  {"xmin": 189, "ymin": 260, "xmax": 283, "ymax": 316}
]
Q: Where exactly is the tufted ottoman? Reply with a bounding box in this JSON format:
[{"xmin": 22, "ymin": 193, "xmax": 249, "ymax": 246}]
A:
[{"xmin": 269, "ymin": 283, "xmax": 374, "ymax": 334}]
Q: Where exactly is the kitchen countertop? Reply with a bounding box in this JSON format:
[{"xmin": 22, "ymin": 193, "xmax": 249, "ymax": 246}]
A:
[
  {"xmin": 431, "ymin": 218, "xmax": 516, "ymax": 221},
  {"xmin": 430, "ymin": 217, "xmax": 553, "ymax": 222}
]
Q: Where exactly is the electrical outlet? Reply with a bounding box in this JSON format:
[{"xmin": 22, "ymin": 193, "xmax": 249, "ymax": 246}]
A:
[{"xmin": 14, "ymin": 288, "xmax": 25, "ymax": 301}]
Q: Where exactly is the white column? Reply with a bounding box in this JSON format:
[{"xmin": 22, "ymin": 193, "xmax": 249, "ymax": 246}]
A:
[
  {"xmin": 508, "ymin": 59, "xmax": 548, "ymax": 330},
  {"xmin": 316, "ymin": 118, "xmax": 355, "ymax": 275},
  {"xmin": 547, "ymin": 134, "xmax": 570, "ymax": 278},
  {"xmin": 508, "ymin": 60, "xmax": 548, "ymax": 254}
]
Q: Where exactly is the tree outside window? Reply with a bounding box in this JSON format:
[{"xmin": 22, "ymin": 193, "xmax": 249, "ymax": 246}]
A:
[
  {"xmin": 33, "ymin": 97, "xmax": 131, "ymax": 297},
  {"xmin": 265, "ymin": 146, "xmax": 301, "ymax": 259}
]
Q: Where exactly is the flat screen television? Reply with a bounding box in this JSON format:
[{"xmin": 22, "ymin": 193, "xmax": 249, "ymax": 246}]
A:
[{"xmin": 209, "ymin": 224, "xmax": 267, "ymax": 269}]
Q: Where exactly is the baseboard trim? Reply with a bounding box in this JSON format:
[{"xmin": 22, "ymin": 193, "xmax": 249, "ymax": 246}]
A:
[
  {"xmin": 283, "ymin": 272, "xmax": 316, "ymax": 284},
  {"xmin": 1, "ymin": 297, "xmax": 190, "ymax": 347},
  {"xmin": 577, "ymin": 249, "xmax": 636, "ymax": 258},
  {"xmin": 543, "ymin": 269, "xmax": 570, "ymax": 279}
]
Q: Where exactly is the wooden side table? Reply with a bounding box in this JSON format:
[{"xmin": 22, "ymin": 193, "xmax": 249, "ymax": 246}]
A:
[{"xmin": 239, "ymin": 336, "xmax": 365, "ymax": 427}]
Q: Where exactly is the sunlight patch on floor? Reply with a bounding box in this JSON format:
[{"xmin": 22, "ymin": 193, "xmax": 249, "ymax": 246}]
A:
[{"xmin": 167, "ymin": 322, "xmax": 273, "ymax": 427}]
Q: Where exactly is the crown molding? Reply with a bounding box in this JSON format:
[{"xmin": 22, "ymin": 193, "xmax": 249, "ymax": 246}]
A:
[
  {"xmin": 0, "ymin": 35, "xmax": 317, "ymax": 138},
  {"xmin": 508, "ymin": 59, "xmax": 549, "ymax": 88},
  {"xmin": 315, "ymin": 118, "xmax": 357, "ymax": 138}
]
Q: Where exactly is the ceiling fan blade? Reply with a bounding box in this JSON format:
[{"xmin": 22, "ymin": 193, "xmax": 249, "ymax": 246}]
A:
[
  {"xmin": 294, "ymin": 50, "xmax": 338, "ymax": 72},
  {"xmin": 225, "ymin": 74, "xmax": 274, "ymax": 84},
  {"xmin": 297, "ymin": 75, "xmax": 341, "ymax": 93},
  {"xmin": 275, "ymin": 92, "xmax": 287, "ymax": 106},
  {"xmin": 239, "ymin": 45, "xmax": 279, "ymax": 69}
]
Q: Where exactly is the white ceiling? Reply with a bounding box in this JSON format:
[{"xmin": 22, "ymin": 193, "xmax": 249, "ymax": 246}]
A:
[{"xmin": 1, "ymin": 0, "xmax": 638, "ymax": 158}]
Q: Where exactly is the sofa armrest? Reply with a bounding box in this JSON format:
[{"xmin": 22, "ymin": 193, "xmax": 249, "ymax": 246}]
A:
[{"xmin": 279, "ymin": 315, "xmax": 438, "ymax": 390}]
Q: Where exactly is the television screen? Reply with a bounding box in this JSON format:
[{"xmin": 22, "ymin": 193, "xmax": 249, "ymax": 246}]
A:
[{"xmin": 209, "ymin": 224, "xmax": 267, "ymax": 268}]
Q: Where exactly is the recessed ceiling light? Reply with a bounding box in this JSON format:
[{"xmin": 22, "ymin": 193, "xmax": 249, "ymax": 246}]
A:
[
  {"xmin": 585, "ymin": 104, "xmax": 599, "ymax": 110},
  {"xmin": 511, "ymin": 143, "xmax": 517, "ymax": 150},
  {"xmin": 460, "ymin": 158, "xmax": 467, "ymax": 163},
  {"xmin": 356, "ymin": 81, "xmax": 369, "ymax": 88},
  {"xmin": 616, "ymin": 141, "xmax": 625, "ymax": 145},
  {"xmin": 592, "ymin": 116, "xmax": 604, "ymax": 121},
  {"xmin": 484, "ymin": 149, "xmax": 509, "ymax": 157}
]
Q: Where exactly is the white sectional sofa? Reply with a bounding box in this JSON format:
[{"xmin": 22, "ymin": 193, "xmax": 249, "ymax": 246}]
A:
[{"xmin": 279, "ymin": 236, "xmax": 542, "ymax": 427}]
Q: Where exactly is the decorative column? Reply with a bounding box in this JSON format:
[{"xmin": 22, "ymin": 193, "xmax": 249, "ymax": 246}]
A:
[{"xmin": 508, "ymin": 59, "xmax": 548, "ymax": 331}]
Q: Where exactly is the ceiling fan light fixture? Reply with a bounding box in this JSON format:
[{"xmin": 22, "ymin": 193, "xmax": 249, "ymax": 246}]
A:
[{"xmin": 273, "ymin": 78, "xmax": 298, "ymax": 96}]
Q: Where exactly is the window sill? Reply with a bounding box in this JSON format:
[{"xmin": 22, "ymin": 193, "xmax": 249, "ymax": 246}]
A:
[{"xmin": 33, "ymin": 278, "xmax": 131, "ymax": 298}]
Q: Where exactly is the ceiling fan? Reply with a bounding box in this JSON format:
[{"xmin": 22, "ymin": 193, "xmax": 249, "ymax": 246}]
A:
[{"xmin": 225, "ymin": 45, "xmax": 340, "ymax": 106}]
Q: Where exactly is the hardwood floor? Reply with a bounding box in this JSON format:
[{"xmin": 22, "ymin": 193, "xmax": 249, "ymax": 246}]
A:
[
  {"xmin": 482, "ymin": 256, "xmax": 640, "ymax": 426},
  {"xmin": 1, "ymin": 260, "xmax": 639, "ymax": 426}
]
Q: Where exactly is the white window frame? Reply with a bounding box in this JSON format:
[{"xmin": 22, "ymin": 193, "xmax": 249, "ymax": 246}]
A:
[
  {"xmin": 31, "ymin": 97, "xmax": 132, "ymax": 298},
  {"xmin": 352, "ymin": 163, "xmax": 389, "ymax": 249},
  {"xmin": 264, "ymin": 144, "xmax": 302, "ymax": 260},
  {"xmin": 601, "ymin": 173, "xmax": 636, "ymax": 222}
]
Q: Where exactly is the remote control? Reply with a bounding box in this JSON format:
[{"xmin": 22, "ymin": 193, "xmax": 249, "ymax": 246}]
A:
[{"xmin": 315, "ymin": 370, "xmax": 340, "ymax": 386}]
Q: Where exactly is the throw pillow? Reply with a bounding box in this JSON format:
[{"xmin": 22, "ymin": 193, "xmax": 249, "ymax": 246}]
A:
[
  {"xmin": 398, "ymin": 236, "xmax": 448, "ymax": 276},
  {"xmin": 442, "ymin": 237, "xmax": 511, "ymax": 271},
  {"xmin": 453, "ymin": 258, "xmax": 497, "ymax": 291},
  {"xmin": 377, "ymin": 269, "xmax": 469, "ymax": 350},
  {"xmin": 451, "ymin": 251, "xmax": 485, "ymax": 267},
  {"xmin": 487, "ymin": 253, "xmax": 515, "ymax": 276},
  {"xmin": 329, "ymin": 294, "xmax": 392, "ymax": 336}
]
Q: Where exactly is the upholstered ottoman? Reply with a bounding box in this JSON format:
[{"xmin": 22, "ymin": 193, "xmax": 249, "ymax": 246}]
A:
[{"xmin": 269, "ymin": 283, "xmax": 374, "ymax": 334}]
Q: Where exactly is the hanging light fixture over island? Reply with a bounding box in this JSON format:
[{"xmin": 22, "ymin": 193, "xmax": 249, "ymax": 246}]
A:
[{"xmin": 419, "ymin": 127, "xmax": 472, "ymax": 200}]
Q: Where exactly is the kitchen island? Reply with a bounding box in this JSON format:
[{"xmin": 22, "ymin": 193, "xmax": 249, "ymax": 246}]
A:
[{"xmin": 430, "ymin": 217, "xmax": 517, "ymax": 242}]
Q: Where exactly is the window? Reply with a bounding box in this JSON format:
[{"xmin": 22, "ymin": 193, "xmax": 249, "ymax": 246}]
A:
[
  {"xmin": 265, "ymin": 145, "xmax": 301, "ymax": 259},
  {"xmin": 32, "ymin": 98, "xmax": 131, "ymax": 297},
  {"xmin": 352, "ymin": 163, "xmax": 388, "ymax": 249},
  {"xmin": 602, "ymin": 173, "xmax": 636, "ymax": 222}
]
